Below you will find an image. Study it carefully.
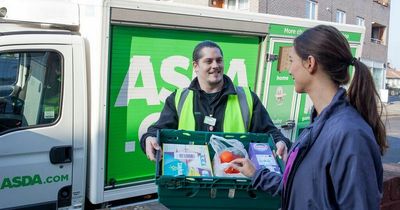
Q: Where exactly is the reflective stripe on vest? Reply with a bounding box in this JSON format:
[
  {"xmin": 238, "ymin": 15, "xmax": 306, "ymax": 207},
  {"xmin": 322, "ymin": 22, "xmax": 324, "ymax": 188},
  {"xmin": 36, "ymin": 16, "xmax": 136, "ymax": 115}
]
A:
[
  {"xmin": 175, "ymin": 87, "xmax": 253, "ymax": 132},
  {"xmin": 175, "ymin": 88, "xmax": 195, "ymax": 130}
]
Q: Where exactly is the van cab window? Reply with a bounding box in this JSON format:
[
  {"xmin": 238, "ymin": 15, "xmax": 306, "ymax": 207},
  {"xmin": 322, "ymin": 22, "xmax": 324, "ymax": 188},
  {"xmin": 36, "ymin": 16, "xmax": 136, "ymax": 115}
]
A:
[{"xmin": 0, "ymin": 51, "xmax": 62, "ymax": 133}]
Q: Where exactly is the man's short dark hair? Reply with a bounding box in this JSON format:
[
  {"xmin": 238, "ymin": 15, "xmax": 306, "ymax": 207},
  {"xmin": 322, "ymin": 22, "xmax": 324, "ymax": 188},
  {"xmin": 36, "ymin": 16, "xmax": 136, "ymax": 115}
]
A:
[{"xmin": 192, "ymin": 40, "xmax": 223, "ymax": 62}]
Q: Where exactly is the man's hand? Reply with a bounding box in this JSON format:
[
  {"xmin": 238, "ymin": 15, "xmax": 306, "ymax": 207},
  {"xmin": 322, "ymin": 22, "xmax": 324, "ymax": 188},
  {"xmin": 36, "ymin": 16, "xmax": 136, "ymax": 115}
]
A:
[
  {"xmin": 230, "ymin": 158, "xmax": 256, "ymax": 178},
  {"xmin": 275, "ymin": 140, "xmax": 288, "ymax": 162},
  {"xmin": 145, "ymin": 136, "xmax": 161, "ymax": 161}
]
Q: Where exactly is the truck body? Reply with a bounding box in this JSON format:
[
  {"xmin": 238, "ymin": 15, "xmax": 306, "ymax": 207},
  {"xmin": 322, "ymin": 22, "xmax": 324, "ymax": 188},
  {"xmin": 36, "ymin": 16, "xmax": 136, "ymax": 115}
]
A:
[{"xmin": 0, "ymin": 0, "xmax": 365, "ymax": 209}]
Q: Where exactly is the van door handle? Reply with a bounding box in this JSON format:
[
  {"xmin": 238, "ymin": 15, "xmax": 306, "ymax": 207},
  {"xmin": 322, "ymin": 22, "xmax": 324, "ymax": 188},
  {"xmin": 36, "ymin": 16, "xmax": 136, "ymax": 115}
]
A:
[
  {"xmin": 49, "ymin": 146, "xmax": 72, "ymax": 164},
  {"xmin": 281, "ymin": 120, "xmax": 295, "ymax": 130}
]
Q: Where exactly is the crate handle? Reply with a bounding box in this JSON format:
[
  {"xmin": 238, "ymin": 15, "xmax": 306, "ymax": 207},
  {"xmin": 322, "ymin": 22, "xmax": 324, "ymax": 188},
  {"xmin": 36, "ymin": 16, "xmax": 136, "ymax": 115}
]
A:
[
  {"xmin": 182, "ymin": 132, "xmax": 191, "ymax": 137},
  {"xmin": 247, "ymin": 190, "xmax": 258, "ymax": 199},
  {"xmin": 228, "ymin": 188, "xmax": 236, "ymax": 198},
  {"xmin": 185, "ymin": 187, "xmax": 200, "ymax": 198},
  {"xmin": 223, "ymin": 134, "xmax": 235, "ymax": 138},
  {"xmin": 210, "ymin": 188, "xmax": 217, "ymax": 199}
]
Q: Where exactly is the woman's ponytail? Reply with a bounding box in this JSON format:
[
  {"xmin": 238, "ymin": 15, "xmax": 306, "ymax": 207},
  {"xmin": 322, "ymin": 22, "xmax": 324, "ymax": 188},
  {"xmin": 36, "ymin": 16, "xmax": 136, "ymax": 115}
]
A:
[{"xmin": 348, "ymin": 60, "xmax": 388, "ymax": 154}]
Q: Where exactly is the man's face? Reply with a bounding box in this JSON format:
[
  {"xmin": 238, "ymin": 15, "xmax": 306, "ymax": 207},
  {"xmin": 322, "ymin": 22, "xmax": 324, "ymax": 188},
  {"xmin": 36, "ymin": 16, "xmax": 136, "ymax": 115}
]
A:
[{"xmin": 193, "ymin": 47, "xmax": 224, "ymax": 88}]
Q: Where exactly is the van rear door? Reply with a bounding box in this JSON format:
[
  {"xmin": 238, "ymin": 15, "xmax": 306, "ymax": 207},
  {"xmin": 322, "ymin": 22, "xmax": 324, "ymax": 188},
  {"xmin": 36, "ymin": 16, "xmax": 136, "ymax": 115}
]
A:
[{"xmin": 0, "ymin": 32, "xmax": 74, "ymax": 209}]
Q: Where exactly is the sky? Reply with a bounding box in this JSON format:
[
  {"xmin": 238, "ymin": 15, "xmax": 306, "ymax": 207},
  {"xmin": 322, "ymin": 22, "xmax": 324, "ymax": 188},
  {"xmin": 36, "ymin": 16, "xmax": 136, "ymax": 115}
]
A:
[{"xmin": 388, "ymin": 0, "xmax": 399, "ymax": 69}]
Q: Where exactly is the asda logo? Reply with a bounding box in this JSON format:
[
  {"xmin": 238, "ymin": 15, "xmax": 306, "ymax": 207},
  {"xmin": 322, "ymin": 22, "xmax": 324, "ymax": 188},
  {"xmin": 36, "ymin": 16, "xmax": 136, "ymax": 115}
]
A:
[
  {"xmin": 1, "ymin": 174, "xmax": 68, "ymax": 190},
  {"xmin": 114, "ymin": 56, "xmax": 249, "ymax": 107}
]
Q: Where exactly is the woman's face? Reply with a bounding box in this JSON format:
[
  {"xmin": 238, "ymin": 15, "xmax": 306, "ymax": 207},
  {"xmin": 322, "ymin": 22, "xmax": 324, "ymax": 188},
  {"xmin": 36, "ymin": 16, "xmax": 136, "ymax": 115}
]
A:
[{"xmin": 288, "ymin": 47, "xmax": 310, "ymax": 93}]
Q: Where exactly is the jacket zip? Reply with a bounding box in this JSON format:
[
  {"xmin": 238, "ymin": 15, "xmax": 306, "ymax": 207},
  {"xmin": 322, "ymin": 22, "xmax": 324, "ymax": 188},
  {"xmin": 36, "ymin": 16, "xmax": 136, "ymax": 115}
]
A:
[{"xmin": 282, "ymin": 128, "xmax": 313, "ymax": 210}]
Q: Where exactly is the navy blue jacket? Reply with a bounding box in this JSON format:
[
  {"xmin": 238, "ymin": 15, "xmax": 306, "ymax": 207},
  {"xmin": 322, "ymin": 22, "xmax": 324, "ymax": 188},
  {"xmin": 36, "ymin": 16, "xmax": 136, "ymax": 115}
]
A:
[{"xmin": 252, "ymin": 88, "xmax": 383, "ymax": 210}]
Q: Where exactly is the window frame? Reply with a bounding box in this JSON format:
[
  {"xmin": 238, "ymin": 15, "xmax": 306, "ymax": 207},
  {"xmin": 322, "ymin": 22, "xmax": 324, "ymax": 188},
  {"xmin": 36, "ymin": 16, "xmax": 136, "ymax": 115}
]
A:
[
  {"xmin": 371, "ymin": 23, "xmax": 386, "ymax": 45},
  {"xmin": 356, "ymin": 16, "xmax": 365, "ymax": 26},
  {"xmin": 224, "ymin": 0, "xmax": 250, "ymax": 11},
  {"xmin": 306, "ymin": 0, "xmax": 318, "ymax": 20},
  {"xmin": 0, "ymin": 49, "xmax": 64, "ymax": 135},
  {"xmin": 336, "ymin": 9, "xmax": 346, "ymax": 24}
]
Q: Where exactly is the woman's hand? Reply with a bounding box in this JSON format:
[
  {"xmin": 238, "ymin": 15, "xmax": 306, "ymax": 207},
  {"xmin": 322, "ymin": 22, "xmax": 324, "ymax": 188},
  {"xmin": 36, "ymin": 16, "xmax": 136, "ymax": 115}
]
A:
[
  {"xmin": 275, "ymin": 141, "xmax": 288, "ymax": 162},
  {"xmin": 230, "ymin": 158, "xmax": 256, "ymax": 178}
]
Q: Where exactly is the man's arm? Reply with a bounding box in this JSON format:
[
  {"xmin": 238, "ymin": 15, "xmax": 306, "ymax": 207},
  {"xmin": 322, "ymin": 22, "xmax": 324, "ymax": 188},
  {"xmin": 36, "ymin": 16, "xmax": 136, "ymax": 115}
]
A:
[
  {"xmin": 249, "ymin": 91, "xmax": 292, "ymax": 149},
  {"xmin": 139, "ymin": 91, "xmax": 179, "ymax": 153}
]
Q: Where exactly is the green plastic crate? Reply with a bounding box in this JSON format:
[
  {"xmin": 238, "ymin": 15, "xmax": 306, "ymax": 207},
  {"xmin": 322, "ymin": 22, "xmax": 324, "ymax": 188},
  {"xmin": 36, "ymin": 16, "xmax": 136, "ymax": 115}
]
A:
[{"xmin": 155, "ymin": 129, "xmax": 283, "ymax": 210}]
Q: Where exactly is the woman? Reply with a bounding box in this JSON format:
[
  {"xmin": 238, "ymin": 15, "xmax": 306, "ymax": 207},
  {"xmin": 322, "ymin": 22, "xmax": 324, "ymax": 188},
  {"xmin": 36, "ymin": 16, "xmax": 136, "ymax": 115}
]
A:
[{"xmin": 231, "ymin": 25, "xmax": 387, "ymax": 209}]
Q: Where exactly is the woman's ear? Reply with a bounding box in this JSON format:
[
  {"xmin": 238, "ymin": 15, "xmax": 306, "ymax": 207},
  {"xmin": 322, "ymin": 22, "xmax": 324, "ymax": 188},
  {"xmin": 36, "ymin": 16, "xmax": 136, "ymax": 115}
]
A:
[{"xmin": 306, "ymin": 55, "xmax": 317, "ymax": 74}]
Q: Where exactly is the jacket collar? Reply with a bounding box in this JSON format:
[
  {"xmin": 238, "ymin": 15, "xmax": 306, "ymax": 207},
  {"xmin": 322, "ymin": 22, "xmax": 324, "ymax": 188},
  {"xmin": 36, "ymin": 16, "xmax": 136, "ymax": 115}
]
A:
[
  {"xmin": 298, "ymin": 88, "xmax": 348, "ymax": 148},
  {"xmin": 188, "ymin": 75, "xmax": 237, "ymax": 96},
  {"xmin": 310, "ymin": 87, "xmax": 347, "ymax": 125}
]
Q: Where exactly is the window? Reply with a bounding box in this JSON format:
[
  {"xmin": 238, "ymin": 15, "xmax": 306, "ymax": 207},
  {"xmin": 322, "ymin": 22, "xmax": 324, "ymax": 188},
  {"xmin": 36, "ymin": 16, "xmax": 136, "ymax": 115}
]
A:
[
  {"xmin": 371, "ymin": 22, "xmax": 386, "ymax": 44},
  {"xmin": 356, "ymin": 16, "xmax": 365, "ymax": 26},
  {"xmin": 306, "ymin": 0, "xmax": 317, "ymax": 20},
  {"xmin": 227, "ymin": 0, "xmax": 249, "ymax": 11},
  {"xmin": 336, "ymin": 10, "xmax": 346, "ymax": 24},
  {"xmin": 0, "ymin": 51, "xmax": 62, "ymax": 133},
  {"xmin": 210, "ymin": 0, "xmax": 249, "ymax": 11},
  {"xmin": 227, "ymin": 0, "xmax": 236, "ymax": 9},
  {"xmin": 210, "ymin": 0, "xmax": 224, "ymax": 8},
  {"xmin": 237, "ymin": 0, "xmax": 249, "ymax": 10},
  {"xmin": 0, "ymin": 54, "xmax": 18, "ymax": 87}
]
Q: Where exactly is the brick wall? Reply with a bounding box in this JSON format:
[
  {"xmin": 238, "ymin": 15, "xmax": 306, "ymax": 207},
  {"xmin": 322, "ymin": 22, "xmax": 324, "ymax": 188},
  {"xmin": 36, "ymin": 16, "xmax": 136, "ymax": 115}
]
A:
[
  {"xmin": 259, "ymin": 0, "xmax": 389, "ymax": 66},
  {"xmin": 261, "ymin": 0, "xmax": 306, "ymax": 18},
  {"xmin": 381, "ymin": 163, "xmax": 400, "ymax": 210}
]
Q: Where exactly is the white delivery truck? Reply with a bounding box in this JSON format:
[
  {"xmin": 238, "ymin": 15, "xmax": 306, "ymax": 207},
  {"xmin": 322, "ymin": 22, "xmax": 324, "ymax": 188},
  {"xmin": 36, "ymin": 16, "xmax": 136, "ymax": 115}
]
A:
[{"xmin": 0, "ymin": 0, "xmax": 365, "ymax": 209}]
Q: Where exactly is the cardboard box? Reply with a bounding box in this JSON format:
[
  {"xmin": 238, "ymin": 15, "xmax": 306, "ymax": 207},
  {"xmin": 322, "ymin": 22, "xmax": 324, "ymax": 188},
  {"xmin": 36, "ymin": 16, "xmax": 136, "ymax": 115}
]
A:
[
  {"xmin": 163, "ymin": 143, "xmax": 213, "ymax": 177},
  {"xmin": 249, "ymin": 143, "xmax": 281, "ymax": 174}
]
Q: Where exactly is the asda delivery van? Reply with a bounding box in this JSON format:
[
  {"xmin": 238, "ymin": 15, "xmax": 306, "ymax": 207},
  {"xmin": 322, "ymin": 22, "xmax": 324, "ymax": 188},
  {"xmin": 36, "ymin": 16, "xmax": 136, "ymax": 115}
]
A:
[{"xmin": 0, "ymin": 0, "xmax": 364, "ymax": 209}]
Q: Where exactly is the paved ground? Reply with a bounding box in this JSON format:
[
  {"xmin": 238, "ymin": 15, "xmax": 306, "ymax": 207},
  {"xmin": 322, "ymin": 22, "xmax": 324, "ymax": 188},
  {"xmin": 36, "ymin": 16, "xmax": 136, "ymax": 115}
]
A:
[
  {"xmin": 112, "ymin": 200, "xmax": 168, "ymax": 210},
  {"xmin": 383, "ymin": 101, "xmax": 400, "ymax": 164}
]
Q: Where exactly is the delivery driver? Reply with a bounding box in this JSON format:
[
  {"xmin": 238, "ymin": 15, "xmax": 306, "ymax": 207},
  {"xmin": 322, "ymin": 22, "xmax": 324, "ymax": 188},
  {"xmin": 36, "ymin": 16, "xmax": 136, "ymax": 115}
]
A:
[{"xmin": 140, "ymin": 40, "xmax": 291, "ymax": 161}]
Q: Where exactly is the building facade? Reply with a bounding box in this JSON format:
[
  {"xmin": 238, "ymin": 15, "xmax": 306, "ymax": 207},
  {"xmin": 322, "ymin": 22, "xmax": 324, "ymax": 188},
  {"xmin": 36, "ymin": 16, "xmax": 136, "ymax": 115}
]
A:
[
  {"xmin": 168, "ymin": 0, "xmax": 391, "ymax": 91},
  {"xmin": 386, "ymin": 67, "xmax": 400, "ymax": 96}
]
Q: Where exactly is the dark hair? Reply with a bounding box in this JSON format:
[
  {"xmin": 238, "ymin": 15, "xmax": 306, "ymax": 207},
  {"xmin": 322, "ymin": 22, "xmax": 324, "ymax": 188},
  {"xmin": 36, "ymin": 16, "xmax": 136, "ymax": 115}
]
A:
[
  {"xmin": 192, "ymin": 40, "xmax": 223, "ymax": 62},
  {"xmin": 294, "ymin": 25, "xmax": 387, "ymax": 154}
]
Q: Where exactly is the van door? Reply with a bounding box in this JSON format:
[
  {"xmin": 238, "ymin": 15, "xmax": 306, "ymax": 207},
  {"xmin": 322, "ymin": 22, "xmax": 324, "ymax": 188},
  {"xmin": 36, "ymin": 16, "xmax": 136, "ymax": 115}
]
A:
[
  {"xmin": 0, "ymin": 45, "xmax": 73, "ymax": 209},
  {"xmin": 262, "ymin": 38, "xmax": 298, "ymax": 141}
]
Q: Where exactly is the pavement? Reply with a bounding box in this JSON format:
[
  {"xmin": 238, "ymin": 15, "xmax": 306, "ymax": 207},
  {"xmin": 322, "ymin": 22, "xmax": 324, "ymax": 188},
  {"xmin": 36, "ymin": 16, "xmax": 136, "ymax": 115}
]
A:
[
  {"xmin": 384, "ymin": 101, "xmax": 400, "ymax": 118},
  {"xmin": 383, "ymin": 101, "xmax": 400, "ymax": 165},
  {"xmin": 384, "ymin": 101, "xmax": 400, "ymax": 137}
]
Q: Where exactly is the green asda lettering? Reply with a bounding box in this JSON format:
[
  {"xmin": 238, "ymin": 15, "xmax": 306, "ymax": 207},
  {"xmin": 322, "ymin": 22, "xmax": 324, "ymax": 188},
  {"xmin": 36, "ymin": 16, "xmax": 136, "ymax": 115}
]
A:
[
  {"xmin": 114, "ymin": 55, "xmax": 249, "ymax": 107},
  {"xmin": 1, "ymin": 174, "xmax": 68, "ymax": 190}
]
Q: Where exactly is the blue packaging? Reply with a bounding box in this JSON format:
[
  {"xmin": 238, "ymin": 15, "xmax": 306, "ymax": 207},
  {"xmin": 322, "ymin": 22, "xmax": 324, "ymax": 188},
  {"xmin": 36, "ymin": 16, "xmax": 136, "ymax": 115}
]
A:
[{"xmin": 249, "ymin": 143, "xmax": 281, "ymax": 174}]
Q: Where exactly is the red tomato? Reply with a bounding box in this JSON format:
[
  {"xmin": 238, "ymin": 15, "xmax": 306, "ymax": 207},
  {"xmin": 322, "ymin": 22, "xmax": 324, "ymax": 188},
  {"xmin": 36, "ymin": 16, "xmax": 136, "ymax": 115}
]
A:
[
  {"xmin": 224, "ymin": 167, "xmax": 240, "ymax": 174},
  {"xmin": 220, "ymin": 151, "xmax": 235, "ymax": 163}
]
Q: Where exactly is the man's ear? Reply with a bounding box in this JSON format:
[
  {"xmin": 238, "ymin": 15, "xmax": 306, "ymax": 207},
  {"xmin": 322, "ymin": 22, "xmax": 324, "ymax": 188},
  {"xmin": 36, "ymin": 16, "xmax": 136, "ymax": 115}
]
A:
[
  {"xmin": 306, "ymin": 55, "xmax": 317, "ymax": 74},
  {"xmin": 193, "ymin": 61, "xmax": 198, "ymax": 73}
]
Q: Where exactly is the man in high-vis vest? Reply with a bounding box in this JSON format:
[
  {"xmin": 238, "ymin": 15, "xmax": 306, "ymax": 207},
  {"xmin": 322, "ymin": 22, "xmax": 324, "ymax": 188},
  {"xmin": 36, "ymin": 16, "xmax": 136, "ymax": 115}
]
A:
[{"xmin": 140, "ymin": 40, "xmax": 291, "ymax": 161}]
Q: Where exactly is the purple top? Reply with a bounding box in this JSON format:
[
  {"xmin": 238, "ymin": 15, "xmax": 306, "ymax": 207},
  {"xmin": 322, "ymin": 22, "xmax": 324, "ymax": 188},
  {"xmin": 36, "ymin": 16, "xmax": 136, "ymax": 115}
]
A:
[{"xmin": 282, "ymin": 146, "xmax": 299, "ymax": 188}]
